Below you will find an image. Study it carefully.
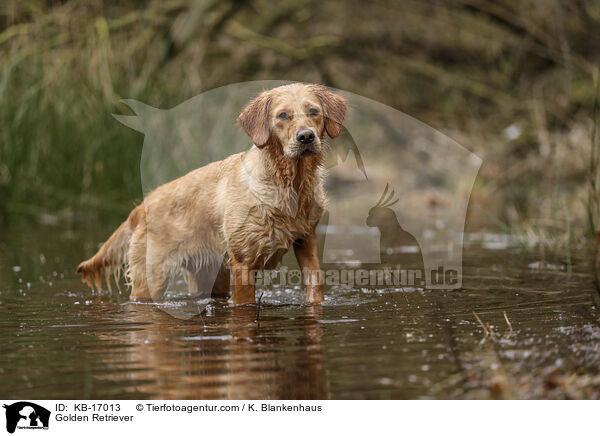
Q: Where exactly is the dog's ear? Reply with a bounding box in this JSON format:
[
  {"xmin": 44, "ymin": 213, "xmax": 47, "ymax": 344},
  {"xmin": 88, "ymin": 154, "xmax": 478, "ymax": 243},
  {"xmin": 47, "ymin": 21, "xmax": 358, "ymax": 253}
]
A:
[
  {"xmin": 238, "ymin": 92, "xmax": 271, "ymax": 148},
  {"xmin": 311, "ymin": 85, "xmax": 347, "ymax": 138}
]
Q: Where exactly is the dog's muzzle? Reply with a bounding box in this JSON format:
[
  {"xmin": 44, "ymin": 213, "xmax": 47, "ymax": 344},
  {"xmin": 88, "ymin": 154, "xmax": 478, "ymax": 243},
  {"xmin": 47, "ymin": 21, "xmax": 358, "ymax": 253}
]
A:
[
  {"xmin": 296, "ymin": 129, "xmax": 315, "ymax": 144},
  {"xmin": 294, "ymin": 129, "xmax": 318, "ymax": 157},
  {"xmin": 294, "ymin": 142, "xmax": 318, "ymax": 157}
]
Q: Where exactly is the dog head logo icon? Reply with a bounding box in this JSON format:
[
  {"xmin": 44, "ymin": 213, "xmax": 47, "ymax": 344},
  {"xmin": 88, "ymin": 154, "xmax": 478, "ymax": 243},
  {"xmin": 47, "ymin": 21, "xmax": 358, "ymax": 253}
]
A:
[{"xmin": 3, "ymin": 402, "xmax": 50, "ymax": 434}]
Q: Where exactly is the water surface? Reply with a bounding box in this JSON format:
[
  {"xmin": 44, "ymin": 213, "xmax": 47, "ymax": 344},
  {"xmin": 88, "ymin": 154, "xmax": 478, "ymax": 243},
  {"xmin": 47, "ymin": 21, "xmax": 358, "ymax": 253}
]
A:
[{"xmin": 1, "ymin": 220, "xmax": 598, "ymax": 399}]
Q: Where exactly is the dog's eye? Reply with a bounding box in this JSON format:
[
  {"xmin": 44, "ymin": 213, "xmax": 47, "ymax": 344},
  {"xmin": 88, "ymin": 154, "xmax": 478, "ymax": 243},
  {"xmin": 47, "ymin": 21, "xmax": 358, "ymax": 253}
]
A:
[
  {"xmin": 308, "ymin": 108, "xmax": 319, "ymax": 116},
  {"xmin": 277, "ymin": 112, "xmax": 289, "ymax": 120}
]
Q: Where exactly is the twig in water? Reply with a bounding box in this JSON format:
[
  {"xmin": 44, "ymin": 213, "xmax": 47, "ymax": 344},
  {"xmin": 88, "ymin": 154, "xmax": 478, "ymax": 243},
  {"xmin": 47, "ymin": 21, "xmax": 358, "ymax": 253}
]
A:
[
  {"xmin": 503, "ymin": 311, "xmax": 513, "ymax": 338},
  {"xmin": 473, "ymin": 311, "xmax": 489, "ymax": 338},
  {"xmin": 256, "ymin": 292, "xmax": 264, "ymax": 327}
]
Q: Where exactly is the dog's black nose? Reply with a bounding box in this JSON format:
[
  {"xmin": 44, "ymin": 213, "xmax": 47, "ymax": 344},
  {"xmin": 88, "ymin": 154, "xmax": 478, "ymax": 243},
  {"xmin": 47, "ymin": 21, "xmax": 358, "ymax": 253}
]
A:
[{"xmin": 296, "ymin": 129, "xmax": 315, "ymax": 144}]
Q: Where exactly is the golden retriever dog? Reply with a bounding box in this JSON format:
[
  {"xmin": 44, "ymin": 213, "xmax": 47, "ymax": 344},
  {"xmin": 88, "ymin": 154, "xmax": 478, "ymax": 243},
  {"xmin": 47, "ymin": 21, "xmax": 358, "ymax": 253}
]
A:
[{"xmin": 77, "ymin": 83, "xmax": 347, "ymax": 304}]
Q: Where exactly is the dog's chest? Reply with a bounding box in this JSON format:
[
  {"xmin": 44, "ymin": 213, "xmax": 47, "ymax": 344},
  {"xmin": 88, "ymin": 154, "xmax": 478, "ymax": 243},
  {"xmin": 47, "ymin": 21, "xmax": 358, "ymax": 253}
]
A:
[
  {"xmin": 256, "ymin": 194, "xmax": 317, "ymax": 243},
  {"xmin": 228, "ymin": 189, "xmax": 323, "ymax": 266}
]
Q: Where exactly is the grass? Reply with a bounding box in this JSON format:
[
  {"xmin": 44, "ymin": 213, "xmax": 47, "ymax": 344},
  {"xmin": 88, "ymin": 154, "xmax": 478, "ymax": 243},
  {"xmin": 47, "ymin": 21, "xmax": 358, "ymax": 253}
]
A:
[
  {"xmin": 0, "ymin": 52, "xmax": 143, "ymax": 219},
  {"xmin": 588, "ymin": 72, "xmax": 600, "ymax": 237},
  {"xmin": 587, "ymin": 71, "xmax": 600, "ymax": 288},
  {"xmin": 0, "ymin": 0, "xmax": 598, "ymax": 251}
]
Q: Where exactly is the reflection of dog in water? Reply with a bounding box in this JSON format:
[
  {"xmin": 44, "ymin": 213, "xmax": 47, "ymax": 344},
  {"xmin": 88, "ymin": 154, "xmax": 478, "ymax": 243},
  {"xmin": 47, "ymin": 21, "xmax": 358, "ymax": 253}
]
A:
[{"xmin": 366, "ymin": 184, "xmax": 425, "ymax": 276}]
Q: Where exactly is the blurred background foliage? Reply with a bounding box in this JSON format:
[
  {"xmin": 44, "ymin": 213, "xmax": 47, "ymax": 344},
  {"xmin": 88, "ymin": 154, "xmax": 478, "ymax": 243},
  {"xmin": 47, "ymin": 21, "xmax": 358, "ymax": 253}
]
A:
[{"xmin": 0, "ymin": 0, "xmax": 599, "ymax": 246}]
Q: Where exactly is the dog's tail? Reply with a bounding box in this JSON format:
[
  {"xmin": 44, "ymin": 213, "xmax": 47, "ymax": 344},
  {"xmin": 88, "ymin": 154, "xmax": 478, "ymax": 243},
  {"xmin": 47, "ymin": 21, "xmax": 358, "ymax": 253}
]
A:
[{"xmin": 76, "ymin": 205, "xmax": 144, "ymax": 291}]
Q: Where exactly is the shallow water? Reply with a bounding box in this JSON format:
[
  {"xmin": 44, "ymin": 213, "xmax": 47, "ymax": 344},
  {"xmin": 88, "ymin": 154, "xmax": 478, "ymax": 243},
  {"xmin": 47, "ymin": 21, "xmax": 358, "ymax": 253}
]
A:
[{"xmin": 1, "ymin": 220, "xmax": 599, "ymax": 399}]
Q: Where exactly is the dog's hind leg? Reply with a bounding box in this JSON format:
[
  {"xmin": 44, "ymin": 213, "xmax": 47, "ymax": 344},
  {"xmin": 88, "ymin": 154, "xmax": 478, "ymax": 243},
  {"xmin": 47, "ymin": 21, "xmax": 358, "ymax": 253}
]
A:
[
  {"xmin": 187, "ymin": 270, "xmax": 201, "ymax": 296},
  {"xmin": 128, "ymin": 226, "xmax": 151, "ymax": 299},
  {"xmin": 145, "ymin": 256, "xmax": 170, "ymax": 301}
]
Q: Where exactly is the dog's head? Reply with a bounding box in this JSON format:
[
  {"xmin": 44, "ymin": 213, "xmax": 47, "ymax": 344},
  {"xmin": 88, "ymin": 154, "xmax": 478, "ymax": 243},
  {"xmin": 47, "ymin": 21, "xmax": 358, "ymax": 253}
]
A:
[{"xmin": 238, "ymin": 83, "xmax": 347, "ymax": 159}]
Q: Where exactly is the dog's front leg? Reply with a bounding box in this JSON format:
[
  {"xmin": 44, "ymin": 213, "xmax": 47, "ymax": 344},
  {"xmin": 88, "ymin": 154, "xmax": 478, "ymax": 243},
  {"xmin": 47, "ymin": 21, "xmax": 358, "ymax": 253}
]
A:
[
  {"xmin": 230, "ymin": 259, "xmax": 256, "ymax": 305},
  {"xmin": 294, "ymin": 229, "xmax": 324, "ymax": 304}
]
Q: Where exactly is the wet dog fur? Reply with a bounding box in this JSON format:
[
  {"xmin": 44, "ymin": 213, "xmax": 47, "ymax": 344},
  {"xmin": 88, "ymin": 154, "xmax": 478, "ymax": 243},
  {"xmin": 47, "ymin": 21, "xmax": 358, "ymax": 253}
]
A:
[{"xmin": 76, "ymin": 83, "xmax": 347, "ymax": 304}]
